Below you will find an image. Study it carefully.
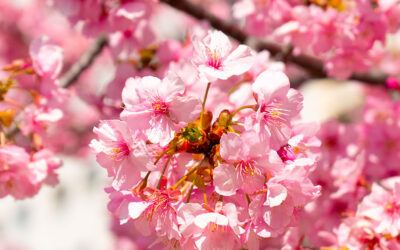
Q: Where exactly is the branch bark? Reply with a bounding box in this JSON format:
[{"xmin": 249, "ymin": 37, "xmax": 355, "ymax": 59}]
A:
[
  {"xmin": 160, "ymin": 0, "xmax": 388, "ymax": 85},
  {"xmin": 59, "ymin": 36, "xmax": 108, "ymax": 88}
]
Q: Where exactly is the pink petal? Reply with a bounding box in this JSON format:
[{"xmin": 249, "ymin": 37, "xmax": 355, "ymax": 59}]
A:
[
  {"xmin": 265, "ymin": 183, "xmax": 288, "ymax": 207},
  {"xmin": 128, "ymin": 201, "xmax": 150, "ymax": 219},
  {"xmin": 194, "ymin": 212, "xmax": 229, "ymax": 229},
  {"xmin": 252, "ymin": 70, "xmax": 290, "ymax": 102},
  {"xmin": 220, "ymin": 132, "xmax": 243, "ymax": 161},
  {"xmin": 213, "ymin": 164, "xmax": 240, "ymax": 196},
  {"xmin": 169, "ymin": 96, "xmax": 201, "ymax": 123}
]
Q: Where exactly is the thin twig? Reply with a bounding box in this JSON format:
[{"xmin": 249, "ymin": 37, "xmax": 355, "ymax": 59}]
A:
[
  {"xmin": 160, "ymin": 0, "xmax": 388, "ymax": 85},
  {"xmin": 59, "ymin": 36, "xmax": 108, "ymax": 88}
]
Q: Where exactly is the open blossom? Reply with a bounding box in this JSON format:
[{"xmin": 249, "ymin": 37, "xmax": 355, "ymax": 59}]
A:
[
  {"xmin": 357, "ymin": 182, "xmax": 400, "ymax": 236},
  {"xmin": 213, "ymin": 131, "xmax": 278, "ymax": 196},
  {"xmin": 120, "ymin": 75, "xmax": 201, "ymax": 146},
  {"xmin": 192, "ymin": 30, "xmax": 255, "ymax": 81},
  {"xmin": 335, "ymin": 217, "xmax": 382, "ymax": 250},
  {"xmin": 128, "ymin": 188, "xmax": 181, "ymax": 240},
  {"xmin": 90, "ymin": 120, "xmax": 156, "ymax": 190},
  {"xmin": 331, "ymin": 179, "xmax": 400, "ymax": 249},
  {"xmin": 249, "ymin": 165, "xmax": 320, "ymax": 239},
  {"xmin": 178, "ymin": 202, "xmax": 244, "ymax": 249},
  {"xmin": 250, "ymin": 70, "xmax": 303, "ymax": 149}
]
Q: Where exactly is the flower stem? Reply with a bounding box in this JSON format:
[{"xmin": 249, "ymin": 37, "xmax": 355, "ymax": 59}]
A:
[
  {"xmin": 154, "ymin": 150, "xmax": 168, "ymax": 165},
  {"xmin": 157, "ymin": 156, "xmax": 172, "ymax": 189},
  {"xmin": 185, "ymin": 183, "xmax": 195, "ymax": 203},
  {"xmin": 171, "ymin": 157, "xmax": 205, "ymax": 190},
  {"xmin": 133, "ymin": 171, "xmax": 151, "ymax": 192},
  {"xmin": 201, "ymin": 82, "xmax": 211, "ymax": 112},
  {"xmin": 230, "ymin": 104, "xmax": 257, "ymax": 118},
  {"xmin": 200, "ymin": 82, "xmax": 211, "ymax": 124}
]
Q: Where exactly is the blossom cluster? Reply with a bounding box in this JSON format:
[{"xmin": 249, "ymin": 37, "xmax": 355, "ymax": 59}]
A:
[
  {"xmin": 91, "ymin": 30, "xmax": 321, "ymax": 248},
  {"xmin": 233, "ymin": 0, "xmax": 400, "ymax": 79},
  {"xmin": 0, "ymin": 36, "xmax": 65, "ymax": 199},
  {"xmin": 291, "ymin": 86, "xmax": 400, "ymax": 249},
  {"xmin": 2, "ymin": 0, "xmax": 400, "ymax": 249}
]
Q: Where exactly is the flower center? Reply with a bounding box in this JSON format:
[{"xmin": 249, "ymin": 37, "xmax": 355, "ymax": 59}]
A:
[
  {"xmin": 146, "ymin": 194, "xmax": 169, "ymax": 220},
  {"xmin": 144, "ymin": 189, "xmax": 179, "ymax": 221},
  {"xmin": 260, "ymin": 103, "xmax": 289, "ymax": 127},
  {"xmin": 151, "ymin": 98, "xmax": 169, "ymax": 115},
  {"xmin": 111, "ymin": 142, "xmax": 130, "ymax": 161},
  {"xmin": 385, "ymin": 200, "xmax": 400, "ymax": 214},
  {"xmin": 236, "ymin": 160, "xmax": 259, "ymax": 176},
  {"xmin": 207, "ymin": 49, "xmax": 222, "ymax": 69}
]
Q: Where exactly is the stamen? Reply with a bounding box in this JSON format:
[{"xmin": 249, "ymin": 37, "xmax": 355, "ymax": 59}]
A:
[
  {"xmin": 151, "ymin": 97, "xmax": 169, "ymax": 115},
  {"xmin": 260, "ymin": 103, "xmax": 290, "ymax": 127},
  {"xmin": 236, "ymin": 160, "xmax": 259, "ymax": 176},
  {"xmin": 111, "ymin": 142, "xmax": 130, "ymax": 161},
  {"xmin": 207, "ymin": 49, "xmax": 222, "ymax": 69}
]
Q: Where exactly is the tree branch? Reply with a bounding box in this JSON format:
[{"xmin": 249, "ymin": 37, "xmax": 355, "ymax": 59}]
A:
[
  {"xmin": 160, "ymin": 0, "xmax": 388, "ymax": 85},
  {"xmin": 59, "ymin": 36, "xmax": 108, "ymax": 88},
  {"xmin": 5, "ymin": 36, "xmax": 108, "ymax": 139}
]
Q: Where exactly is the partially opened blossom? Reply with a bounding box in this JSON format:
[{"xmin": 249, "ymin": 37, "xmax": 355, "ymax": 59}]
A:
[
  {"xmin": 250, "ymin": 70, "xmax": 303, "ymax": 149},
  {"xmin": 192, "ymin": 30, "xmax": 255, "ymax": 81},
  {"xmin": 120, "ymin": 75, "xmax": 201, "ymax": 146},
  {"xmin": 277, "ymin": 121, "xmax": 321, "ymax": 165}
]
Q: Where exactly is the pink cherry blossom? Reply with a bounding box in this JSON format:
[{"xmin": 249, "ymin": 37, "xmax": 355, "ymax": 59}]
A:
[
  {"xmin": 90, "ymin": 120, "xmax": 155, "ymax": 190},
  {"xmin": 357, "ymin": 182, "xmax": 400, "ymax": 236},
  {"xmin": 213, "ymin": 131, "xmax": 272, "ymax": 196},
  {"xmin": 192, "ymin": 30, "xmax": 255, "ymax": 81},
  {"xmin": 250, "ymin": 70, "xmax": 303, "ymax": 149},
  {"xmin": 0, "ymin": 145, "xmax": 60, "ymax": 199},
  {"xmin": 178, "ymin": 202, "xmax": 244, "ymax": 249},
  {"xmin": 120, "ymin": 75, "xmax": 201, "ymax": 146},
  {"xmin": 29, "ymin": 36, "xmax": 63, "ymax": 80},
  {"xmin": 128, "ymin": 188, "xmax": 181, "ymax": 240}
]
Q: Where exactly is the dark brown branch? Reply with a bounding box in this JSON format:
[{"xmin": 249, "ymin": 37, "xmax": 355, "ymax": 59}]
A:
[
  {"xmin": 160, "ymin": 0, "xmax": 388, "ymax": 85},
  {"xmin": 59, "ymin": 36, "xmax": 108, "ymax": 88}
]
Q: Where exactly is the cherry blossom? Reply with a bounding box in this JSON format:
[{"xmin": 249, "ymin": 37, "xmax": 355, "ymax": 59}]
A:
[
  {"xmin": 192, "ymin": 30, "xmax": 255, "ymax": 82},
  {"xmin": 120, "ymin": 75, "xmax": 201, "ymax": 146}
]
